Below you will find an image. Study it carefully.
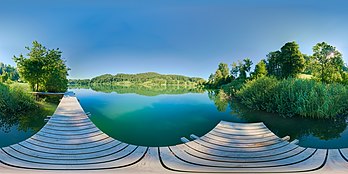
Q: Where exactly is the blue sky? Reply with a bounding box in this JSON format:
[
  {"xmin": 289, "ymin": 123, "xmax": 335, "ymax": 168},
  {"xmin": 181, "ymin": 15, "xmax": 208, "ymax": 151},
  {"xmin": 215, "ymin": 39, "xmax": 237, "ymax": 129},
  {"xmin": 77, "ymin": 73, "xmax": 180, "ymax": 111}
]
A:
[{"xmin": 1, "ymin": 0, "xmax": 348, "ymax": 79}]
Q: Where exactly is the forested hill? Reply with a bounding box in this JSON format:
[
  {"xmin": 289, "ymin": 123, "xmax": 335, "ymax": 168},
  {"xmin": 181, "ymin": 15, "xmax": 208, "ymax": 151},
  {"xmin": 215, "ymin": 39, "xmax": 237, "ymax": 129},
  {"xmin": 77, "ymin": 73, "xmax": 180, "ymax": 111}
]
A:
[{"xmin": 69, "ymin": 72, "xmax": 205, "ymax": 86}]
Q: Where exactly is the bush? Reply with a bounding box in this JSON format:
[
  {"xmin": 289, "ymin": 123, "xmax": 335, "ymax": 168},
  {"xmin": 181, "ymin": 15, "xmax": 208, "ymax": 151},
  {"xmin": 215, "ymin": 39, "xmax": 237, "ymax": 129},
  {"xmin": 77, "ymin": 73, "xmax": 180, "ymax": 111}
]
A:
[
  {"xmin": 236, "ymin": 76, "xmax": 279, "ymax": 111},
  {"xmin": 236, "ymin": 77, "xmax": 348, "ymax": 118},
  {"xmin": 221, "ymin": 78, "xmax": 247, "ymax": 95},
  {"xmin": 0, "ymin": 83, "xmax": 37, "ymax": 117}
]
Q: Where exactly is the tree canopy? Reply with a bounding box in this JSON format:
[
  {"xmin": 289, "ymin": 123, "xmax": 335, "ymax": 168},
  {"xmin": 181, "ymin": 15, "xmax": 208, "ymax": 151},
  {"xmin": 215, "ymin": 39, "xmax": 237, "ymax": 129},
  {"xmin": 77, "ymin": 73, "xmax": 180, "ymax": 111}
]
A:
[
  {"xmin": 267, "ymin": 41, "xmax": 305, "ymax": 78},
  {"xmin": 79, "ymin": 72, "xmax": 205, "ymax": 86},
  {"xmin": 0, "ymin": 62, "xmax": 19, "ymax": 83},
  {"xmin": 13, "ymin": 41, "xmax": 69, "ymax": 92},
  {"xmin": 251, "ymin": 60, "xmax": 267, "ymax": 79},
  {"xmin": 312, "ymin": 42, "xmax": 344, "ymax": 83}
]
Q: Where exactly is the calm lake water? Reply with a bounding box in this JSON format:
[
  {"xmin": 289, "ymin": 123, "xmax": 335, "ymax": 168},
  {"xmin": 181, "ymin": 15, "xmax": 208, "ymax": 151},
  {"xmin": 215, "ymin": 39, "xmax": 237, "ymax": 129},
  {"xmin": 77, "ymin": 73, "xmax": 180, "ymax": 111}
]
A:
[
  {"xmin": 72, "ymin": 86, "xmax": 348, "ymax": 148},
  {"xmin": 1, "ymin": 86, "xmax": 348, "ymax": 149}
]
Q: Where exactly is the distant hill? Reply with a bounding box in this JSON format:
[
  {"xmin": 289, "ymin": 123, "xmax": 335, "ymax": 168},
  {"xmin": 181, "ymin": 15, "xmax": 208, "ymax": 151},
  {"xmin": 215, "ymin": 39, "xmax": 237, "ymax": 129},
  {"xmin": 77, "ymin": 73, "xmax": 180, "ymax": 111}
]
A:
[{"xmin": 69, "ymin": 72, "xmax": 205, "ymax": 86}]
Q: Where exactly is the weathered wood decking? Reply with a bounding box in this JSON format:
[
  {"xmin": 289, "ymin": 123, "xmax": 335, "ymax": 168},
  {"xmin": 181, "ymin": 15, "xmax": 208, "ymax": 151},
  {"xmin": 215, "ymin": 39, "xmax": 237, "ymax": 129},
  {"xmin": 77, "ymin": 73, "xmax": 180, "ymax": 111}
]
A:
[{"xmin": 1, "ymin": 94, "xmax": 348, "ymax": 173}]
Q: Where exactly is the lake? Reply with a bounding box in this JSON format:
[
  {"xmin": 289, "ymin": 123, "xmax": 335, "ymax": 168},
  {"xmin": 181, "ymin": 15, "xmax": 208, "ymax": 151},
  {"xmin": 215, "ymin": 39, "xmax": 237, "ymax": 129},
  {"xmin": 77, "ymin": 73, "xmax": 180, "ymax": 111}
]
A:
[
  {"xmin": 1, "ymin": 85, "xmax": 348, "ymax": 148},
  {"xmin": 73, "ymin": 85, "xmax": 348, "ymax": 148}
]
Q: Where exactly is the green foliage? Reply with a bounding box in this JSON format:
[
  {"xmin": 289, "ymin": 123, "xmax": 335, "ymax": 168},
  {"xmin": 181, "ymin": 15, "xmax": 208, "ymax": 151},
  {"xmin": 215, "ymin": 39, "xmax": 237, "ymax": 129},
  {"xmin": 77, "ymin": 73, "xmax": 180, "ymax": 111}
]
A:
[
  {"xmin": 0, "ymin": 83, "xmax": 37, "ymax": 121},
  {"xmin": 266, "ymin": 50, "xmax": 282, "ymax": 77},
  {"xmin": 236, "ymin": 76, "xmax": 279, "ymax": 111},
  {"xmin": 221, "ymin": 78, "xmax": 246, "ymax": 94},
  {"xmin": 266, "ymin": 41, "xmax": 305, "ymax": 78},
  {"xmin": 251, "ymin": 60, "xmax": 267, "ymax": 79},
  {"xmin": 207, "ymin": 63, "xmax": 231, "ymax": 87},
  {"xmin": 88, "ymin": 72, "xmax": 204, "ymax": 86},
  {"xmin": 236, "ymin": 77, "xmax": 348, "ymax": 118},
  {"xmin": 69, "ymin": 79, "xmax": 91, "ymax": 85},
  {"xmin": 280, "ymin": 42, "xmax": 306, "ymax": 78},
  {"xmin": 230, "ymin": 58, "xmax": 253, "ymax": 79},
  {"xmin": 239, "ymin": 58, "xmax": 253, "ymax": 79},
  {"xmin": 13, "ymin": 41, "xmax": 69, "ymax": 92},
  {"xmin": 312, "ymin": 42, "xmax": 344, "ymax": 83},
  {"xmin": 218, "ymin": 63, "xmax": 230, "ymax": 79},
  {"xmin": 208, "ymin": 89, "xmax": 229, "ymax": 112},
  {"xmin": 0, "ymin": 82, "xmax": 57, "ymax": 132},
  {"xmin": 88, "ymin": 84, "xmax": 204, "ymax": 96},
  {"xmin": 0, "ymin": 62, "xmax": 19, "ymax": 83}
]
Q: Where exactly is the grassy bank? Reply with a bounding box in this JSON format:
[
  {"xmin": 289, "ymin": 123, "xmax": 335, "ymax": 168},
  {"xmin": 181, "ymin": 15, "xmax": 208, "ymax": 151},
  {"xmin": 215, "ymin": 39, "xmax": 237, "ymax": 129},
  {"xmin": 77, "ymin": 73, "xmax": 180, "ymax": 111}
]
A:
[
  {"xmin": 0, "ymin": 83, "xmax": 37, "ymax": 117},
  {"xmin": 234, "ymin": 77, "xmax": 348, "ymax": 118},
  {"xmin": 0, "ymin": 82, "xmax": 58, "ymax": 131}
]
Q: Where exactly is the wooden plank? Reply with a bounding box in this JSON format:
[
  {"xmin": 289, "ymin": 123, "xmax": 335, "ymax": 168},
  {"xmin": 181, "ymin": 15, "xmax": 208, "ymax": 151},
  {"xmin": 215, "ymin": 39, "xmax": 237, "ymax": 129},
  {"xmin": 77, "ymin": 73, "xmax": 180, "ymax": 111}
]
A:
[
  {"xmin": 168, "ymin": 145, "xmax": 316, "ymax": 167},
  {"xmin": 198, "ymin": 135, "xmax": 283, "ymax": 148},
  {"xmin": 204, "ymin": 132, "xmax": 281, "ymax": 144},
  {"xmin": 192, "ymin": 136, "xmax": 287, "ymax": 151},
  {"xmin": 219, "ymin": 121, "xmax": 267, "ymax": 129},
  {"xmin": 181, "ymin": 140, "xmax": 300, "ymax": 158},
  {"xmin": 185, "ymin": 138, "xmax": 292, "ymax": 153},
  {"xmin": 30, "ymin": 132, "xmax": 110, "ymax": 144},
  {"xmin": 175, "ymin": 143, "xmax": 306, "ymax": 163},
  {"xmin": 18, "ymin": 139, "xmax": 122, "ymax": 155},
  {"xmin": 39, "ymin": 126, "xmax": 101, "ymax": 136},
  {"xmin": 41, "ymin": 123, "xmax": 97, "ymax": 131},
  {"xmin": 159, "ymin": 147, "xmax": 327, "ymax": 173},
  {"xmin": 25, "ymin": 136, "xmax": 114, "ymax": 150},
  {"xmin": 0, "ymin": 146, "xmax": 147, "ymax": 170},
  {"xmin": 8, "ymin": 143, "xmax": 129, "ymax": 160},
  {"xmin": 1, "ymin": 145, "xmax": 140, "ymax": 165},
  {"xmin": 209, "ymin": 129, "xmax": 278, "ymax": 140},
  {"xmin": 36, "ymin": 129, "xmax": 103, "ymax": 139},
  {"xmin": 214, "ymin": 126, "xmax": 272, "ymax": 136}
]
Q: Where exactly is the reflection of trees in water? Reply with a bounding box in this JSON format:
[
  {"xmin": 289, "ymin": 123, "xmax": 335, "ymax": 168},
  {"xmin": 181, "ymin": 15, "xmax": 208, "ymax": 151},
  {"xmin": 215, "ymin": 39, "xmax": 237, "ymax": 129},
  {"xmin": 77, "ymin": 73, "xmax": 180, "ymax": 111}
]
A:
[
  {"xmin": 208, "ymin": 89, "xmax": 229, "ymax": 112},
  {"xmin": 0, "ymin": 110, "xmax": 45, "ymax": 133},
  {"xmin": 72, "ymin": 84, "xmax": 205, "ymax": 96},
  {"xmin": 208, "ymin": 90, "xmax": 347, "ymax": 141},
  {"xmin": 0, "ymin": 96, "xmax": 59, "ymax": 133}
]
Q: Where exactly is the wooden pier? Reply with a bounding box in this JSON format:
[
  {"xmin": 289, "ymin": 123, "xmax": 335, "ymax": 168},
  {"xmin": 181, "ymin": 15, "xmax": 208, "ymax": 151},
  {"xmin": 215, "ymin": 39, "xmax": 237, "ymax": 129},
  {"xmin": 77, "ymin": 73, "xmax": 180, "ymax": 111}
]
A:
[{"xmin": 1, "ymin": 93, "xmax": 348, "ymax": 173}]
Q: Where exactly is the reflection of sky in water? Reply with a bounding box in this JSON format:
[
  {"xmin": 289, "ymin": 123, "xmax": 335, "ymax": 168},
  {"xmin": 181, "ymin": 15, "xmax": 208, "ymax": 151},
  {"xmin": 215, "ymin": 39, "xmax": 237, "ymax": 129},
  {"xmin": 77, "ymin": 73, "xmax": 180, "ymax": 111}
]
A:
[{"xmin": 73, "ymin": 88, "xmax": 348, "ymax": 148}]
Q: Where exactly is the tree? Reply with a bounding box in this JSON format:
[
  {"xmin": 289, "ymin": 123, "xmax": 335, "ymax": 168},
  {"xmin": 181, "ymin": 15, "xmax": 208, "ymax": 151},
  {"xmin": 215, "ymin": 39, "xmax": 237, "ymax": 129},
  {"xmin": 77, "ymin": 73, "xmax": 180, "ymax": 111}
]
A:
[
  {"xmin": 207, "ymin": 62, "xmax": 231, "ymax": 87},
  {"xmin": 280, "ymin": 41, "xmax": 305, "ymax": 78},
  {"xmin": 312, "ymin": 42, "xmax": 344, "ymax": 83},
  {"xmin": 230, "ymin": 62, "xmax": 239, "ymax": 79},
  {"xmin": 266, "ymin": 51, "xmax": 282, "ymax": 77},
  {"xmin": 303, "ymin": 54, "xmax": 315, "ymax": 74},
  {"xmin": 13, "ymin": 41, "xmax": 69, "ymax": 92},
  {"xmin": 218, "ymin": 63, "xmax": 230, "ymax": 79},
  {"xmin": 251, "ymin": 60, "xmax": 267, "ymax": 79},
  {"xmin": 0, "ymin": 62, "xmax": 20, "ymax": 83},
  {"xmin": 239, "ymin": 58, "xmax": 253, "ymax": 79},
  {"xmin": 214, "ymin": 69, "xmax": 223, "ymax": 85},
  {"xmin": 266, "ymin": 41, "xmax": 305, "ymax": 78}
]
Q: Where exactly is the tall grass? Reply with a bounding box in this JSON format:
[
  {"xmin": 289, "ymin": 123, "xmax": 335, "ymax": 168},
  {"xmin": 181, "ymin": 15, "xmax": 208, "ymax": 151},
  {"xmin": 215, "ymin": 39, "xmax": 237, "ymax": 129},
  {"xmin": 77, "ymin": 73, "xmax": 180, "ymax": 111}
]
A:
[
  {"xmin": 236, "ymin": 77, "xmax": 348, "ymax": 118},
  {"xmin": 0, "ymin": 83, "xmax": 37, "ymax": 117}
]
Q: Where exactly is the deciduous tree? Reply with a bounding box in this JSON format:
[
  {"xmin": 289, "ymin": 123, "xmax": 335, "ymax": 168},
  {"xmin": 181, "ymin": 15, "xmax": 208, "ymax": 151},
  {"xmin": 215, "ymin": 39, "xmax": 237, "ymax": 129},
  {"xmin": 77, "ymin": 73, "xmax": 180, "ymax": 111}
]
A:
[
  {"xmin": 312, "ymin": 42, "xmax": 344, "ymax": 83},
  {"xmin": 13, "ymin": 41, "xmax": 69, "ymax": 92}
]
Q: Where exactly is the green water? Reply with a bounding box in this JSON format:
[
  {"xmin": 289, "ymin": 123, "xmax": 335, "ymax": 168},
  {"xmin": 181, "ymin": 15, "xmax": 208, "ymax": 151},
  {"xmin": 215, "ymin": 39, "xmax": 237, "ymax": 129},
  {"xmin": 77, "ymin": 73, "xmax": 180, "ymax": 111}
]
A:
[
  {"xmin": 72, "ymin": 86, "xmax": 348, "ymax": 148},
  {"xmin": 1, "ymin": 86, "xmax": 347, "ymax": 148}
]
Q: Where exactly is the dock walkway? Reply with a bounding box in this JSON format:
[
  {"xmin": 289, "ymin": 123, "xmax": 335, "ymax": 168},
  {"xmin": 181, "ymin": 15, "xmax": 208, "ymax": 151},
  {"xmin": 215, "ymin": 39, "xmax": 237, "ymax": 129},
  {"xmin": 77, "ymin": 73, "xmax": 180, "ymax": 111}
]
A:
[{"xmin": 1, "ymin": 94, "xmax": 348, "ymax": 173}]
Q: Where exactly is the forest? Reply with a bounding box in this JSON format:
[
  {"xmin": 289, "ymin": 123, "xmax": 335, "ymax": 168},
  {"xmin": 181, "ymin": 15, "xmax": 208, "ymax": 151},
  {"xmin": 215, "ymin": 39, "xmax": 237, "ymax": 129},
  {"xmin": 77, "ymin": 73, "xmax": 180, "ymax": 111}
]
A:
[
  {"xmin": 69, "ymin": 72, "xmax": 205, "ymax": 86},
  {"xmin": 206, "ymin": 41, "xmax": 348, "ymax": 119}
]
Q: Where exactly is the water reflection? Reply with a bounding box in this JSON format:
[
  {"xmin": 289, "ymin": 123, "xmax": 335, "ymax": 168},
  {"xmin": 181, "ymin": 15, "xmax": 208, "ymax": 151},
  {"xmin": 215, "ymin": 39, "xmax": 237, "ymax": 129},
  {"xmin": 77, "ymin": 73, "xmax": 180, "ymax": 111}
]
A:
[
  {"xmin": 211, "ymin": 89, "xmax": 348, "ymax": 148},
  {"xmin": 71, "ymin": 84, "xmax": 205, "ymax": 96},
  {"xmin": 0, "ymin": 96, "xmax": 59, "ymax": 147},
  {"xmin": 71, "ymin": 85, "xmax": 348, "ymax": 148}
]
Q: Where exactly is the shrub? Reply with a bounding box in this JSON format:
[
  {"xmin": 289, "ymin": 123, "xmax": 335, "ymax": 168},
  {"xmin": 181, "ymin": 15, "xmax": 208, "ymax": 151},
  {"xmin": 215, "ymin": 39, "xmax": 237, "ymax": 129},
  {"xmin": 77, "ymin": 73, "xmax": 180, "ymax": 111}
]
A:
[
  {"xmin": 236, "ymin": 76, "xmax": 279, "ymax": 111},
  {"xmin": 0, "ymin": 83, "xmax": 37, "ymax": 117},
  {"xmin": 236, "ymin": 77, "xmax": 348, "ymax": 118}
]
